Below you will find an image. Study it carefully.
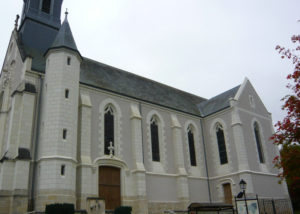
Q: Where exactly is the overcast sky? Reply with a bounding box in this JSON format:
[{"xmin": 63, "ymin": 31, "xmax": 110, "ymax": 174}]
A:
[{"xmin": 1, "ymin": 0, "xmax": 300, "ymax": 125}]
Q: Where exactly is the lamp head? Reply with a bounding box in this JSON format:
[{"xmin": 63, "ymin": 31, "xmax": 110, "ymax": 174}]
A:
[{"xmin": 239, "ymin": 179, "xmax": 247, "ymax": 190}]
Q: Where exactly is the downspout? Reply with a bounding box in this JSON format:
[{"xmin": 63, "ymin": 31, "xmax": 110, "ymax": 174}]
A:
[
  {"xmin": 138, "ymin": 102, "xmax": 145, "ymax": 164},
  {"xmin": 30, "ymin": 75, "xmax": 43, "ymax": 210},
  {"xmin": 200, "ymin": 118, "xmax": 212, "ymax": 203}
]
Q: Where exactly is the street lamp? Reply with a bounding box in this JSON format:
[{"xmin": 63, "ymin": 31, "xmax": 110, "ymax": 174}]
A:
[{"xmin": 239, "ymin": 179, "xmax": 249, "ymax": 214}]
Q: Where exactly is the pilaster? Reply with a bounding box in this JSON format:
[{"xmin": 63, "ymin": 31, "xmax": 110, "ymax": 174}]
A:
[
  {"xmin": 6, "ymin": 92, "xmax": 22, "ymax": 158},
  {"xmin": 230, "ymin": 98, "xmax": 249, "ymax": 171},
  {"xmin": 130, "ymin": 104, "xmax": 148, "ymax": 214},
  {"xmin": 171, "ymin": 114, "xmax": 189, "ymax": 203},
  {"xmin": 130, "ymin": 104, "xmax": 145, "ymax": 171},
  {"xmin": 77, "ymin": 92, "xmax": 94, "ymax": 210}
]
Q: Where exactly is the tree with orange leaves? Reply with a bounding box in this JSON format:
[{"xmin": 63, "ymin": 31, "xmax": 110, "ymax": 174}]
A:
[{"xmin": 272, "ymin": 34, "xmax": 300, "ymax": 210}]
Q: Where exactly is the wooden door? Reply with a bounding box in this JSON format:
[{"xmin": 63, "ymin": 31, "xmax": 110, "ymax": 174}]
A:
[
  {"xmin": 223, "ymin": 183, "xmax": 232, "ymax": 204},
  {"xmin": 99, "ymin": 166, "xmax": 121, "ymax": 210}
]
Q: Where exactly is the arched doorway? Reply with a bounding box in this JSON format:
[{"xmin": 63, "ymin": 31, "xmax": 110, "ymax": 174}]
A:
[{"xmin": 99, "ymin": 166, "xmax": 121, "ymax": 210}]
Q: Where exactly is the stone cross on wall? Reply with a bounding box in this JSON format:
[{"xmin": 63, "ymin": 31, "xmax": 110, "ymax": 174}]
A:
[{"xmin": 108, "ymin": 141, "xmax": 114, "ymax": 157}]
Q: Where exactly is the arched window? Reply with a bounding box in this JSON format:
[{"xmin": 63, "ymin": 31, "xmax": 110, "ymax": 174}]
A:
[
  {"xmin": 187, "ymin": 125, "xmax": 197, "ymax": 166},
  {"xmin": 254, "ymin": 122, "xmax": 265, "ymax": 163},
  {"xmin": 216, "ymin": 123, "xmax": 228, "ymax": 165},
  {"xmin": 151, "ymin": 116, "xmax": 160, "ymax": 162},
  {"xmin": 104, "ymin": 105, "xmax": 114, "ymax": 155},
  {"xmin": 42, "ymin": 0, "xmax": 51, "ymax": 14}
]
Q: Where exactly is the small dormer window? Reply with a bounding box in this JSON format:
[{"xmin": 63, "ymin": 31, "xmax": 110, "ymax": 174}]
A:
[{"xmin": 42, "ymin": 0, "xmax": 51, "ymax": 14}]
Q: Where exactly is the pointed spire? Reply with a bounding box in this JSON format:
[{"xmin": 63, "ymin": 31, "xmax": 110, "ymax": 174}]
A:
[{"xmin": 45, "ymin": 9, "xmax": 81, "ymax": 58}]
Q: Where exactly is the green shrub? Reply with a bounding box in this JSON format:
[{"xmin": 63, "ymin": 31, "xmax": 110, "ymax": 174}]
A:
[
  {"xmin": 45, "ymin": 203, "xmax": 75, "ymax": 214},
  {"xmin": 114, "ymin": 206, "xmax": 132, "ymax": 214}
]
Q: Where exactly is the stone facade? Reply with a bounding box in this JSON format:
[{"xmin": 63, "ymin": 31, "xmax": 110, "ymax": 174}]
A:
[{"xmin": 0, "ymin": 1, "xmax": 291, "ymax": 214}]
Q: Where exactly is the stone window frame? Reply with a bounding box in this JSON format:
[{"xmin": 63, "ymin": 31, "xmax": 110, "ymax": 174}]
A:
[
  {"xmin": 104, "ymin": 104, "xmax": 115, "ymax": 155},
  {"xmin": 215, "ymin": 123, "xmax": 228, "ymax": 165},
  {"xmin": 146, "ymin": 110, "xmax": 167, "ymax": 173},
  {"xmin": 251, "ymin": 118, "xmax": 269, "ymax": 172},
  {"xmin": 253, "ymin": 121, "xmax": 265, "ymax": 163},
  {"xmin": 150, "ymin": 116, "xmax": 160, "ymax": 162},
  {"xmin": 209, "ymin": 119, "xmax": 233, "ymax": 175},
  {"xmin": 184, "ymin": 120, "xmax": 203, "ymax": 176},
  {"xmin": 99, "ymin": 98, "xmax": 123, "ymax": 159}
]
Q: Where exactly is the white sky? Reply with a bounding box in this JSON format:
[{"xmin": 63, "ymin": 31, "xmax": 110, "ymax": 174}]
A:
[{"xmin": 0, "ymin": 0, "xmax": 299, "ymax": 124}]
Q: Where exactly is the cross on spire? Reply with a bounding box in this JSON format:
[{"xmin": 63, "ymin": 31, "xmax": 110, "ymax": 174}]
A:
[
  {"xmin": 65, "ymin": 8, "xmax": 69, "ymax": 19},
  {"xmin": 108, "ymin": 141, "xmax": 114, "ymax": 157}
]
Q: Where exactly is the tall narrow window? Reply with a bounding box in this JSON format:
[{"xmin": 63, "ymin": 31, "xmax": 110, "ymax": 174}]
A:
[
  {"xmin": 104, "ymin": 105, "xmax": 114, "ymax": 155},
  {"xmin": 216, "ymin": 123, "xmax": 228, "ymax": 165},
  {"xmin": 63, "ymin": 129, "xmax": 67, "ymax": 140},
  {"xmin": 61, "ymin": 165, "xmax": 65, "ymax": 176},
  {"xmin": 42, "ymin": 0, "xmax": 51, "ymax": 14},
  {"xmin": 67, "ymin": 57, "xmax": 71, "ymax": 65},
  {"xmin": 151, "ymin": 117, "xmax": 160, "ymax": 162},
  {"xmin": 254, "ymin": 122, "xmax": 265, "ymax": 163},
  {"xmin": 188, "ymin": 125, "xmax": 197, "ymax": 166},
  {"xmin": 65, "ymin": 89, "xmax": 69, "ymax": 99}
]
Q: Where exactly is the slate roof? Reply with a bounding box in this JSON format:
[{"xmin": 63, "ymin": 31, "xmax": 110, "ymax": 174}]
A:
[
  {"xmin": 197, "ymin": 85, "xmax": 240, "ymax": 116},
  {"xmin": 80, "ymin": 58, "xmax": 206, "ymax": 115},
  {"xmin": 45, "ymin": 15, "xmax": 80, "ymax": 57},
  {"xmin": 15, "ymin": 17, "xmax": 241, "ymax": 117}
]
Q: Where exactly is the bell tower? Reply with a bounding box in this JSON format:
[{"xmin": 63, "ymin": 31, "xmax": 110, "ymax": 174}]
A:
[{"xmin": 18, "ymin": 0, "xmax": 63, "ymax": 55}]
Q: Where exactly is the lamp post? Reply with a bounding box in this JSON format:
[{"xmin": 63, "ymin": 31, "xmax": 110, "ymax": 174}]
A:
[{"xmin": 239, "ymin": 179, "xmax": 249, "ymax": 214}]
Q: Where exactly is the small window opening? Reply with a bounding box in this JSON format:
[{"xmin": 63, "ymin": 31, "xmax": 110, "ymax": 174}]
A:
[
  {"xmin": 67, "ymin": 57, "xmax": 71, "ymax": 65},
  {"xmin": 63, "ymin": 129, "xmax": 67, "ymax": 140},
  {"xmin": 61, "ymin": 165, "xmax": 65, "ymax": 176},
  {"xmin": 42, "ymin": 0, "xmax": 51, "ymax": 14},
  {"xmin": 65, "ymin": 89, "xmax": 69, "ymax": 99}
]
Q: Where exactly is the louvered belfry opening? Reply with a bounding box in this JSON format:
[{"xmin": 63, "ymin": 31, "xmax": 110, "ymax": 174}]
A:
[{"xmin": 42, "ymin": 0, "xmax": 51, "ymax": 14}]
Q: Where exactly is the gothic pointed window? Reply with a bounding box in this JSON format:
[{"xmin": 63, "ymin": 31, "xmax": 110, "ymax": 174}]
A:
[
  {"xmin": 104, "ymin": 105, "xmax": 114, "ymax": 155},
  {"xmin": 216, "ymin": 123, "xmax": 228, "ymax": 165},
  {"xmin": 254, "ymin": 122, "xmax": 265, "ymax": 163},
  {"xmin": 188, "ymin": 125, "xmax": 197, "ymax": 166},
  {"xmin": 151, "ymin": 117, "xmax": 160, "ymax": 162},
  {"xmin": 42, "ymin": 0, "xmax": 51, "ymax": 14}
]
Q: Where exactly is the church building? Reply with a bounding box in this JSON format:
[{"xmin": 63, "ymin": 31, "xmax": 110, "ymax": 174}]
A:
[{"xmin": 0, "ymin": 0, "xmax": 291, "ymax": 214}]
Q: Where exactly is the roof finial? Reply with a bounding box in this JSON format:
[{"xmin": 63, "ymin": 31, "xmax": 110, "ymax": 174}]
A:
[{"xmin": 65, "ymin": 8, "xmax": 69, "ymax": 20}]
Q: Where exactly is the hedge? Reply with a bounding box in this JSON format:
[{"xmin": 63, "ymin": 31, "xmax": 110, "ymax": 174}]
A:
[
  {"xmin": 45, "ymin": 203, "xmax": 75, "ymax": 214},
  {"xmin": 114, "ymin": 206, "xmax": 132, "ymax": 214}
]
